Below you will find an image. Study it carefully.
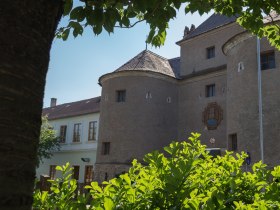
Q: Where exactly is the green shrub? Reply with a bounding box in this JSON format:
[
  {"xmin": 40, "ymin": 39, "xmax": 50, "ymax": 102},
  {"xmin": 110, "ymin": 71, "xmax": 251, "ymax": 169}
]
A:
[
  {"xmin": 34, "ymin": 133, "xmax": 280, "ymax": 209},
  {"xmin": 33, "ymin": 163, "xmax": 87, "ymax": 210}
]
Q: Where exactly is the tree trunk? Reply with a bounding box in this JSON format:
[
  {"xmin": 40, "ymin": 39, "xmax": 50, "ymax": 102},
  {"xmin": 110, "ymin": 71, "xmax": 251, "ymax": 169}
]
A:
[{"xmin": 0, "ymin": 1, "xmax": 63, "ymax": 209}]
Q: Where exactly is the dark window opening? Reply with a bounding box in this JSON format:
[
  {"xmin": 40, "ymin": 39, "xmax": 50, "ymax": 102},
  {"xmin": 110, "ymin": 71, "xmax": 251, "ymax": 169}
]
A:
[
  {"xmin": 88, "ymin": 121, "xmax": 97, "ymax": 141},
  {"xmin": 229, "ymin": 134, "xmax": 237, "ymax": 151},
  {"xmin": 206, "ymin": 84, "xmax": 215, "ymax": 97},
  {"xmin": 116, "ymin": 90, "xmax": 126, "ymax": 102},
  {"xmin": 72, "ymin": 165, "xmax": 80, "ymax": 180},
  {"xmin": 73, "ymin": 123, "xmax": 81, "ymax": 142},
  {"xmin": 102, "ymin": 142, "xmax": 110, "ymax": 155},
  {"xmin": 207, "ymin": 46, "xmax": 215, "ymax": 59},
  {"xmin": 84, "ymin": 165, "xmax": 93, "ymax": 184},
  {"xmin": 261, "ymin": 51, "xmax": 275, "ymax": 70},
  {"xmin": 59, "ymin": 125, "xmax": 67, "ymax": 143}
]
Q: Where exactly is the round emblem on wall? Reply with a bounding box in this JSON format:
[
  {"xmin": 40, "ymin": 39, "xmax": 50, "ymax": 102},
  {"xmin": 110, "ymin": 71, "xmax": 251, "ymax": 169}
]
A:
[{"xmin": 203, "ymin": 102, "xmax": 223, "ymax": 130}]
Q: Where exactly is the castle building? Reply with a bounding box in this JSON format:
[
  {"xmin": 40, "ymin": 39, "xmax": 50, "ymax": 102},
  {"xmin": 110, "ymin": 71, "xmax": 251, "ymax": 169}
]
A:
[{"xmin": 94, "ymin": 13, "xmax": 280, "ymax": 182}]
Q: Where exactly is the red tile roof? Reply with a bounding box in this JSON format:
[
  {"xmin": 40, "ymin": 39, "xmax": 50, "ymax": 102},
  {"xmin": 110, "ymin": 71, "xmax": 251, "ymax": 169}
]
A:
[{"xmin": 42, "ymin": 97, "xmax": 101, "ymax": 120}]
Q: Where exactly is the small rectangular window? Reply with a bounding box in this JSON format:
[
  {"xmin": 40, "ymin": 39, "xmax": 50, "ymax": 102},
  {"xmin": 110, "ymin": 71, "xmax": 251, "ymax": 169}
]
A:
[
  {"xmin": 261, "ymin": 51, "xmax": 275, "ymax": 70},
  {"xmin": 102, "ymin": 142, "xmax": 110, "ymax": 155},
  {"xmin": 72, "ymin": 165, "xmax": 80, "ymax": 180},
  {"xmin": 206, "ymin": 84, "xmax": 215, "ymax": 97},
  {"xmin": 229, "ymin": 134, "xmax": 237, "ymax": 151},
  {"xmin": 84, "ymin": 165, "xmax": 93, "ymax": 184},
  {"xmin": 88, "ymin": 121, "xmax": 97, "ymax": 141},
  {"xmin": 73, "ymin": 123, "xmax": 81, "ymax": 142},
  {"xmin": 207, "ymin": 46, "xmax": 215, "ymax": 59},
  {"xmin": 49, "ymin": 165, "xmax": 56, "ymax": 179},
  {"xmin": 59, "ymin": 125, "xmax": 67, "ymax": 143},
  {"xmin": 116, "ymin": 90, "xmax": 126, "ymax": 102}
]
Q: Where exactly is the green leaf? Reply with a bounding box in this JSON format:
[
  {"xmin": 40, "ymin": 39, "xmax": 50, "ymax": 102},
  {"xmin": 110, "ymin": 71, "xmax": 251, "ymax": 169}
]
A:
[
  {"xmin": 63, "ymin": 0, "xmax": 73, "ymax": 16},
  {"xmin": 121, "ymin": 173, "xmax": 131, "ymax": 185},
  {"xmin": 62, "ymin": 28, "xmax": 70, "ymax": 41},
  {"xmin": 56, "ymin": 166, "xmax": 63, "ymax": 171},
  {"xmin": 93, "ymin": 25, "xmax": 102, "ymax": 35},
  {"xmin": 70, "ymin": 6, "xmax": 85, "ymax": 22},
  {"xmin": 41, "ymin": 191, "xmax": 48, "ymax": 203},
  {"xmin": 104, "ymin": 197, "xmax": 114, "ymax": 210}
]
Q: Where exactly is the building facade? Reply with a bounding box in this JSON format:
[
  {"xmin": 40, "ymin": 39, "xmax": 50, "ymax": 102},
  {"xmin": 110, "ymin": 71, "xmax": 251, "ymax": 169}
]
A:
[
  {"xmin": 37, "ymin": 97, "xmax": 100, "ymax": 184},
  {"xmin": 94, "ymin": 13, "xmax": 280, "ymax": 182}
]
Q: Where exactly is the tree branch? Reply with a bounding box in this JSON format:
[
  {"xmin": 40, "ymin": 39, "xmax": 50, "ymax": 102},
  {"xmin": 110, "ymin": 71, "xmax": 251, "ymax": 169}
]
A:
[{"xmin": 114, "ymin": 19, "xmax": 145, "ymax": 28}]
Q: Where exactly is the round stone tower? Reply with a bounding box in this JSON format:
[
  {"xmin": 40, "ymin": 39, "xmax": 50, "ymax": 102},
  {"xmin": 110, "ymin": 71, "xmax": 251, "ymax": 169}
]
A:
[
  {"xmin": 223, "ymin": 32, "xmax": 280, "ymax": 166},
  {"xmin": 94, "ymin": 50, "xmax": 179, "ymax": 182}
]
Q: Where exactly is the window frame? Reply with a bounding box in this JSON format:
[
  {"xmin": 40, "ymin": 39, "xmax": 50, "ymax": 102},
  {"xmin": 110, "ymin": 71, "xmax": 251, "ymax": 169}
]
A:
[
  {"xmin": 206, "ymin": 84, "xmax": 215, "ymax": 98},
  {"xmin": 73, "ymin": 123, "xmax": 81, "ymax": 142},
  {"xmin": 102, "ymin": 142, "xmax": 110, "ymax": 155},
  {"xmin": 261, "ymin": 50, "xmax": 276, "ymax": 70},
  {"xmin": 72, "ymin": 165, "xmax": 80, "ymax": 180},
  {"xmin": 229, "ymin": 133, "xmax": 237, "ymax": 151},
  {"xmin": 59, "ymin": 125, "xmax": 67, "ymax": 143},
  {"xmin": 84, "ymin": 165, "xmax": 93, "ymax": 184},
  {"xmin": 116, "ymin": 90, "xmax": 126, "ymax": 102},
  {"xmin": 88, "ymin": 121, "xmax": 97, "ymax": 141},
  {"xmin": 206, "ymin": 46, "xmax": 215, "ymax": 59}
]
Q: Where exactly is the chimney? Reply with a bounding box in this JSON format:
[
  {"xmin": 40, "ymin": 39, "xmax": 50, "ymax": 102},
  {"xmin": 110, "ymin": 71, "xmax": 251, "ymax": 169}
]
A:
[{"xmin": 50, "ymin": 98, "xmax": 57, "ymax": 107}]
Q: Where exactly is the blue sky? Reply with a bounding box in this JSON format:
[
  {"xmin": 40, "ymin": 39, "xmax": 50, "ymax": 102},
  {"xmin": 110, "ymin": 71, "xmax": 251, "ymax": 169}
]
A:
[{"xmin": 44, "ymin": 8, "xmax": 211, "ymax": 107}]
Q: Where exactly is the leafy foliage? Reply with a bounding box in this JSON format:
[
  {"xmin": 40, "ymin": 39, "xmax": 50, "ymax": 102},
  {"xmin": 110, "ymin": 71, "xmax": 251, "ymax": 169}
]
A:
[
  {"xmin": 37, "ymin": 116, "xmax": 60, "ymax": 166},
  {"xmin": 57, "ymin": 0, "xmax": 280, "ymax": 49},
  {"xmin": 86, "ymin": 133, "xmax": 280, "ymax": 209},
  {"xmin": 34, "ymin": 133, "xmax": 280, "ymax": 209},
  {"xmin": 33, "ymin": 163, "xmax": 88, "ymax": 210}
]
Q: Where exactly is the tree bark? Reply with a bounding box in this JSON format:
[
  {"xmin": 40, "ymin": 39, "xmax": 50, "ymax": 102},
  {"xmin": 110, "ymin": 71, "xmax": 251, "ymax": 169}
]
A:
[{"xmin": 0, "ymin": 1, "xmax": 63, "ymax": 209}]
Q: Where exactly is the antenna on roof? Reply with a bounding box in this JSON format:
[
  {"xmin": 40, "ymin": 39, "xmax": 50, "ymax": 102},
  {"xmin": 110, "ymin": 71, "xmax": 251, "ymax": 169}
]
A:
[{"xmin": 145, "ymin": 35, "xmax": 148, "ymax": 50}]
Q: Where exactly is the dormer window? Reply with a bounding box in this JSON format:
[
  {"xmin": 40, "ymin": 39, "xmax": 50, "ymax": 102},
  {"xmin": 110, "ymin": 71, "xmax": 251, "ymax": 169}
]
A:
[{"xmin": 207, "ymin": 46, "xmax": 215, "ymax": 59}]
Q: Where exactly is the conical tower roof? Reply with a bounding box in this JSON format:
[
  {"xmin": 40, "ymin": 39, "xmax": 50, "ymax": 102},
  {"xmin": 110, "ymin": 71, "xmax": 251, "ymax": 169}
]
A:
[{"xmin": 114, "ymin": 50, "xmax": 177, "ymax": 78}]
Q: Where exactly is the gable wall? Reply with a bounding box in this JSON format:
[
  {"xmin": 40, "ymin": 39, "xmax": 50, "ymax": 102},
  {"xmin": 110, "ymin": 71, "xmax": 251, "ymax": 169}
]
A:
[{"xmin": 179, "ymin": 23, "xmax": 244, "ymax": 76}]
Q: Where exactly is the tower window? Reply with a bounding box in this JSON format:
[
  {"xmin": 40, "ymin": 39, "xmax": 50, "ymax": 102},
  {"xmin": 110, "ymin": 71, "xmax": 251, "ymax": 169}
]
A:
[
  {"xmin": 102, "ymin": 142, "xmax": 110, "ymax": 155},
  {"xmin": 229, "ymin": 134, "xmax": 237, "ymax": 151},
  {"xmin": 207, "ymin": 46, "xmax": 215, "ymax": 59},
  {"xmin": 116, "ymin": 90, "xmax": 126, "ymax": 102},
  {"xmin": 261, "ymin": 51, "xmax": 275, "ymax": 70},
  {"xmin": 206, "ymin": 84, "xmax": 215, "ymax": 97}
]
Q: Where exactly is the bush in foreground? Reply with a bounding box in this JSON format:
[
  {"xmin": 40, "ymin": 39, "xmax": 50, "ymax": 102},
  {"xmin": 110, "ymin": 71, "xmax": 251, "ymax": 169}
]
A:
[{"xmin": 34, "ymin": 133, "xmax": 280, "ymax": 209}]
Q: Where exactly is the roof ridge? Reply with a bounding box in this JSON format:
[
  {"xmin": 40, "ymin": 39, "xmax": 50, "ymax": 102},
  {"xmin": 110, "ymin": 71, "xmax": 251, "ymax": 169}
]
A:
[
  {"xmin": 144, "ymin": 50, "xmax": 168, "ymax": 61},
  {"xmin": 44, "ymin": 96, "xmax": 101, "ymax": 109},
  {"xmin": 177, "ymin": 13, "xmax": 238, "ymax": 43}
]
